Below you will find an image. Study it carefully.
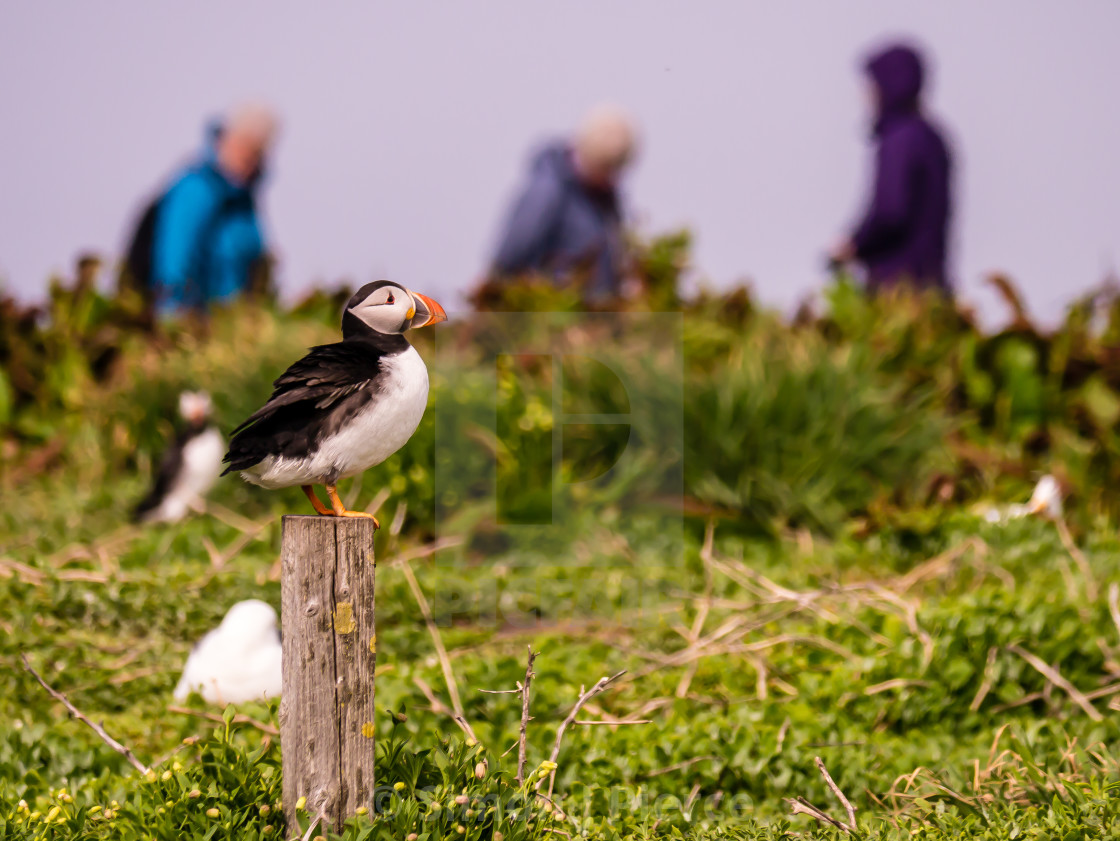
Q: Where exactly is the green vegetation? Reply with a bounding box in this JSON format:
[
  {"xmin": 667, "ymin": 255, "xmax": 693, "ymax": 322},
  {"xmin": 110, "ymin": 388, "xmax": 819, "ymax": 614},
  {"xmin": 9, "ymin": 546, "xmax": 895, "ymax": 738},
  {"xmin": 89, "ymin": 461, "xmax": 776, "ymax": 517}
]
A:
[{"xmin": 4, "ymin": 252, "xmax": 1120, "ymax": 839}]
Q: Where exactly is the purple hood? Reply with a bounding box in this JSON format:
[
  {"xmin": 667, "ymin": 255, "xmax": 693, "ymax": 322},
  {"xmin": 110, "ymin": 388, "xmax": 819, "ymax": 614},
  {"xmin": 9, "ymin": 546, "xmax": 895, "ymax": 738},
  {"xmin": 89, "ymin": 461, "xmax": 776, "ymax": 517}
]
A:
[{"xmin": 865, "ymin": 44, "xmax": 924, "ymax": 135}]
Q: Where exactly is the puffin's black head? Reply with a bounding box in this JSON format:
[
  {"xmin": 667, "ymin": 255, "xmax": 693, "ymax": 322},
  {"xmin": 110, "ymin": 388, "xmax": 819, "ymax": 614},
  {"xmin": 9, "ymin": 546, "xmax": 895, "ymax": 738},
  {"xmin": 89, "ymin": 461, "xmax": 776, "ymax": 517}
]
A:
[{"xmin": 342, "ymin": 280, "xmax": 447, "ymax": 339}]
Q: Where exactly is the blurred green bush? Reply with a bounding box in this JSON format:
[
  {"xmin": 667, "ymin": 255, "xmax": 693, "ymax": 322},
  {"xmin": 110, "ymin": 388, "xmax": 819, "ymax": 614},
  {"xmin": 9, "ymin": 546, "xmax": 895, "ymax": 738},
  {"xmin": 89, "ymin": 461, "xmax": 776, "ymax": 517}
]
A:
[{"xmin": 7, "ymin": 237, "xmax": 1120, "ymax": 536}]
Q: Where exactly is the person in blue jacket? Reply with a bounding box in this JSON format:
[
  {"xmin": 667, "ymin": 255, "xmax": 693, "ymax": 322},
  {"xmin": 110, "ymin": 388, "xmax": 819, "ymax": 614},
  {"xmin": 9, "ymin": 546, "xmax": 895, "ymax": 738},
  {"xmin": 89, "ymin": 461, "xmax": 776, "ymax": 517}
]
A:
[
  {"xmin": 151, "ymin": 104, "xmax": 278, "ymax": 315},
  {"xmin": 831, "ymin": 43, "xmax": 953, "ymax": 293},
  {"xmin": 490, "ymin": 105, "xmax": 639, "ymax": 301}
]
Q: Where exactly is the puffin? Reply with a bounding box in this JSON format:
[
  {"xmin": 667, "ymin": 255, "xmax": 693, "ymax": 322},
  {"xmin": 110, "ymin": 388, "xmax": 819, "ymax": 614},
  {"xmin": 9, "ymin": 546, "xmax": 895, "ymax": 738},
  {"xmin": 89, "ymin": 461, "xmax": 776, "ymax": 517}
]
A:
[
  {"xmin": 133, "ymin": 391, "xmax": 225, "ymax": 523},
  {"xmin": 222, "ymin": 281, "xmax": 446, "ymax": 526},
  {"xmin": 173, "ymin": 599, "xmax": 282, "ymax": 705}
]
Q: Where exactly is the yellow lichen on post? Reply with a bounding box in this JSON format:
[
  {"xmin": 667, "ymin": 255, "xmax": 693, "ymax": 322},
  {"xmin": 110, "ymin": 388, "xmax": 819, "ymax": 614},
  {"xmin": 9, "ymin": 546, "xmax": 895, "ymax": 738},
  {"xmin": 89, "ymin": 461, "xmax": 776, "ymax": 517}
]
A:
[
  {"xmin": 334, "ymin": 602, "xmax": 356, "ymax": 634},
  {"xmin": 361, "ymin": 722, "xmax": 375, "ymax": 739},
  {"xmin": 369, "ymin": 634, "xmax": 377, "ymax": 653}
]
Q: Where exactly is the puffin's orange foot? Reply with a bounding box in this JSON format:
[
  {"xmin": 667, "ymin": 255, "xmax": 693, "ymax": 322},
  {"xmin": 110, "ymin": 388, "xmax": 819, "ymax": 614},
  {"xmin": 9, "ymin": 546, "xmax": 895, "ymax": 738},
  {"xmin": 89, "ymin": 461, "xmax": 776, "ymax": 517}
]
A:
[
  {"xmin": 325, "ymin": 485, "xmax": 381, "ymax": 529},
  {"xmin": 302, "ymin": 485, "xmax": 332, "ymax": 515}
]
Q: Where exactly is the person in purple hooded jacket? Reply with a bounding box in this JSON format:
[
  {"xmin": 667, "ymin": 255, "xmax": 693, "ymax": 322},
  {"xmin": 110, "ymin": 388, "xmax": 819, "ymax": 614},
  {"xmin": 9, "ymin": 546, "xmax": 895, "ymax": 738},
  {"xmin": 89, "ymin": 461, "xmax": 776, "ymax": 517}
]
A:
[{"xmin": 832, "ymin": 43, "xmax": 953, "ymax": 293}]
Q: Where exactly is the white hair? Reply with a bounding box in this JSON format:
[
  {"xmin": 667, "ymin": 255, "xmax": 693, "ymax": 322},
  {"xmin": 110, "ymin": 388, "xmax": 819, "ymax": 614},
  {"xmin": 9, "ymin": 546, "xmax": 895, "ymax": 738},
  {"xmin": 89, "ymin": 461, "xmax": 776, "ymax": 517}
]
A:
[
  {"xmin": 225, "ymin": 102, "xmax": 279, "ymax": 147},
  {"xmin": 574, "ymin": 104, "xmax": 638, "ymax": 173}
]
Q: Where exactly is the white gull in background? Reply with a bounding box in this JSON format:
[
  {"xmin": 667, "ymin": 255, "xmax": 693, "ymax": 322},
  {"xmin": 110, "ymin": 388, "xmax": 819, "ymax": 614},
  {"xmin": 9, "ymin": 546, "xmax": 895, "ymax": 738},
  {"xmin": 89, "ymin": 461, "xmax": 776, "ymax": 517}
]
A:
[
  {"xmin": 982, "ymin": 474, "xmax": 1064, "ymax": 524},
  {"xmin": 174, "ymin": 599, "xmax": 282, "ymax": 705}
]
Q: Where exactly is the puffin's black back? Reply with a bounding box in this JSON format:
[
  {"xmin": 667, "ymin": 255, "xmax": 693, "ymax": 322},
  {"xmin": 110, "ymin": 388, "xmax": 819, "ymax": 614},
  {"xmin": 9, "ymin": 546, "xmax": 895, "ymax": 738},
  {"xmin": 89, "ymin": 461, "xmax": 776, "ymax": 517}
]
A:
[{"xmin": 222, "ymin": 331, "xmax": 410, "ymax": 475}]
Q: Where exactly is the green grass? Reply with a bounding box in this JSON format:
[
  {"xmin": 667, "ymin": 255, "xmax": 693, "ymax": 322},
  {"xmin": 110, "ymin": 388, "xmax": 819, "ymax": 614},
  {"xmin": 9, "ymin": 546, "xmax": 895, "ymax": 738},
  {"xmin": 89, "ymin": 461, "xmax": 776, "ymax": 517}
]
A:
[{"xmin": 4, "ymin": 278, "xmax": 1120, "ymax": 839}]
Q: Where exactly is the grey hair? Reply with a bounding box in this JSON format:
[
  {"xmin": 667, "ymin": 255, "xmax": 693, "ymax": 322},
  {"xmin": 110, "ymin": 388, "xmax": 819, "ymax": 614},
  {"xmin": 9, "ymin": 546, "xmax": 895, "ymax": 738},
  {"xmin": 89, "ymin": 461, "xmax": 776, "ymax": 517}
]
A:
[
  {"xmin": 574, "ymin": 104, "xmax": 638, "ymax": 172},
  {"xmin": 225, "ymin": 101, "xmax": 280, "ymax": 146}
]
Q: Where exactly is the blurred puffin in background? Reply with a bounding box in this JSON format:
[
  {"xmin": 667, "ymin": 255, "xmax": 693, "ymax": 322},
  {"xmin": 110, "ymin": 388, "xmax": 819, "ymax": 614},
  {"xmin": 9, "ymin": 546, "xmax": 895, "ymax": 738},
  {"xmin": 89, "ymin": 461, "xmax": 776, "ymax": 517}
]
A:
[
  {"xmin": 222, "ymin": 281, "xmax": 446, "ymax": 527},
  {"xmin": 133, "ymin": 391, "xmax": 224, "ymax": 523}
]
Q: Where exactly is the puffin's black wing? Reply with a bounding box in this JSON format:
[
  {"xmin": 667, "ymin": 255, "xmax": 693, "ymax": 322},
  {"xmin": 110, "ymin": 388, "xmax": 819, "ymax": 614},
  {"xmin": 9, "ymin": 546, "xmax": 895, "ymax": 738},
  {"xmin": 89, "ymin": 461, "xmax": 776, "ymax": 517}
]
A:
[
  {"xmin": 222, "ymin": 341, "xmax": 388, "ymax": 474},
  {"xmin": 132, "ymin": 426, "xmax": 198, "ymax": 521}
]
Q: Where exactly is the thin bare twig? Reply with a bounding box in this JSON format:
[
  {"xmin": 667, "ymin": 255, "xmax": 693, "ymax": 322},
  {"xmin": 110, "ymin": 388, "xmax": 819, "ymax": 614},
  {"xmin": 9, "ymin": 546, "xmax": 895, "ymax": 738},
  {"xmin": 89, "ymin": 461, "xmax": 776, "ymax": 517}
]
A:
[
  {"xmin": 413, "ymin": 677, "xmax": 479, "ymax": 742},
  {"xmin": 816, "ymin": 756, "xmax": 858, "ymax": 831},
  {"xmin": 864, "ymin": 679, "xmax": 931, "ymax": 696},
  {"xmin": 893, "ymin": 538, "xmax": 985, "ymax": 592},
  {"xmin": 540, "ymin": 671, "xmax": 627, "ymax": 797},
  {"xmin": 364, "ymin": 487, "xmax": 392, "ymax": 519},
  {"xmin": 776, "ymin": 717, "xmax": 791, "ymax": 754},
  {"xmin": 1009, "ymin": 644, "xmax": 1103, "ymax": 721},
  {"xmin": 301, "ymin": 807, "xmax": 328, "ymax": 841},
  {"xmin": 167, "ymin": 705, "xmax": 279, "ymax": 735},
  {"xmin": 786, "ymin": 797, "xmax": 851, "ymax": 833},
  {"xmin": 21, "ymin": 653, "xmax": 149, "ymax": 774},
  {"xmin": 1084, "ymin": 681, "xmax": 1120, "ymax": 701},
  {"xmin": 751, "ymin": 655, "xmax": 769, "ymax": 701},
  {"xmin": 645, "ymin": 756, "xmax": 719, "ymax": 778},
  {"xmin": 1055, "ymin": 554, "xmax": 1081, "ymax": 606},
  {"xmin": 0, "ymin": 558, "xmax": 46, "ymax": 585},
  {"xmin": 969, "ymin": 647, "xmax": 1000, "ymax": 712},
  {"xmin": 382, "ymin": 536, "xmax": 465, "ymax": 567},
  {"xmin": 990, "ymin": 691, "xmax": 1046, "ymax": 714},
  {"xmin": 198, "ymin": 500, "xmax": 270, "ymax": 536},
  {"xmin": 517, "ymin": 647, "xmax": 539, "ymax": 786},
  {"xmin": 684, "ymin": 782, "xmax": 702, "ymax": 814},
  {"xmin": 786, "ymin": 756, "xmax": 858, "ymax": 834},
  {"xmin": 676, "ymin": 521, "xmax": 716, "ymax": 699},
  {"xmin": 864, "ymin": 586, "xmax": 934, "ymax": 667},
  {"xmin": 389, "ymin": 500, "xmax": 408, "ymax": 538}
]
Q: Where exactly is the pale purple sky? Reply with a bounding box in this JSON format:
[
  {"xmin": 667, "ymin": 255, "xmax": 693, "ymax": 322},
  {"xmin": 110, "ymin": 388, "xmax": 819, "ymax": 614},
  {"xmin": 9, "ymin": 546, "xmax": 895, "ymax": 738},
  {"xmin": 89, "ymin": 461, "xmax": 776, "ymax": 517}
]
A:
[{"xmin": 1, "ymin": 2, "xmax": 1118, "ymax": 324}]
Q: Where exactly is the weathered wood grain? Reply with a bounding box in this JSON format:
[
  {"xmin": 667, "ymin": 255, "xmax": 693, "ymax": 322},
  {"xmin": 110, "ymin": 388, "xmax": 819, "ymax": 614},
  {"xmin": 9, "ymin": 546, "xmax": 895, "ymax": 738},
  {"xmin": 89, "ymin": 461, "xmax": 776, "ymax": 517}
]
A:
[{"xmin": 280, "ymin": 515, "xmax": 376, "ymax": 832}]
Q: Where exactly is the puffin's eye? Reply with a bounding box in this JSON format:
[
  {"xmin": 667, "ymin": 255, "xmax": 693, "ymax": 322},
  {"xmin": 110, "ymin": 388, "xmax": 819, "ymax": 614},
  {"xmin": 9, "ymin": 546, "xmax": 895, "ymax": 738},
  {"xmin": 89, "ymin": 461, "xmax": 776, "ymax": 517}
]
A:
[{"xmin": 385, "ymin": 292, "xmax": 395, "ymax": 305}]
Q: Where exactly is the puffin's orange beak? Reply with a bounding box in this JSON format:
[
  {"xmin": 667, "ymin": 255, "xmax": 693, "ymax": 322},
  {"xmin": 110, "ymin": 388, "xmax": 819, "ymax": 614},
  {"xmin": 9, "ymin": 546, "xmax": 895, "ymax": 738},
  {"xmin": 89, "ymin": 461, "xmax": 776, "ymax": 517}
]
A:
[{"xmin": 408, "ymin": 291, "xmax": 447, "ymax": 328}]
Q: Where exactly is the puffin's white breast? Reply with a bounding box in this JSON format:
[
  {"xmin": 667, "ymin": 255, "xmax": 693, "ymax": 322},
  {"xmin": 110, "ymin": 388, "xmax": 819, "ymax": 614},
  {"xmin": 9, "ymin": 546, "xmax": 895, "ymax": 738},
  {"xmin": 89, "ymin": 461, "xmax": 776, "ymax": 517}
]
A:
[
  {"xmin": 180, "ymin": 427, "xmax": 225, "ymax": 496},
  {"xmin": 246, "ymin": 345, "xmax": 429, "ymax": 489},
  {"xmin": 149, "ymin": 426, "xmax": 225, "ymax": 522}
]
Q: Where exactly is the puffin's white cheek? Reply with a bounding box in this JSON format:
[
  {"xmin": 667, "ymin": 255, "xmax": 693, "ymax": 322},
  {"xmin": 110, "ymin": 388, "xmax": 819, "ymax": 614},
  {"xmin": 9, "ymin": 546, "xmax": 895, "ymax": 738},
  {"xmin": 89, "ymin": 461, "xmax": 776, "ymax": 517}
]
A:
[{"xmin": 355, "ymin": 307, "xmax": 385, "ymax": 332}]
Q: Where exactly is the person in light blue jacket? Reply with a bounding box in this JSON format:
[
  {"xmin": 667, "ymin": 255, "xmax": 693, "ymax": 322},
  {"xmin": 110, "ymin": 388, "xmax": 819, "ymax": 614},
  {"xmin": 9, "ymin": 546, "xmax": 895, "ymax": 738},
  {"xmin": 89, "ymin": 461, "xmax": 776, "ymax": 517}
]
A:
[
  {"xmin": 151, "ymin": 104, "xmax": 278, "ymax": 315},
  {"xmin": 490, "ymin": 105, "xmax": 639, "ymax": 301}
]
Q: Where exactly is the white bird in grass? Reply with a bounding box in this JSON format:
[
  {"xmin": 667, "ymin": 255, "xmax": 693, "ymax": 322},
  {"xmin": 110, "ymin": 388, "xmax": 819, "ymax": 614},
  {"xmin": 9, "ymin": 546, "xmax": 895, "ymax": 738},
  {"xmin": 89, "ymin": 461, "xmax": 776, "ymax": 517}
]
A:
[
  {"xmin": 982, "ymin": 474, "xmax": 1064, "ymax": 523},
  {"xmin": 1026, "ymin": 474, "xmax": 1063, "ymax": 519},
  {"xmin": 174, "ymin": 600, "xmax": 282, "ymax": 705}
]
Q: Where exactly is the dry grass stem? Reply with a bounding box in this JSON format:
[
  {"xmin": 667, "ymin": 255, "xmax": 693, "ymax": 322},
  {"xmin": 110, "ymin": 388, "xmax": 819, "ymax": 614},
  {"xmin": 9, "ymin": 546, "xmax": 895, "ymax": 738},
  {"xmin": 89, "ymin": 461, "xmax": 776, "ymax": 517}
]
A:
[
  {"xmin": 1009, "ymin": 644, "xmax": 1103, "ymax": 721},
  {"xmin": 969, "ymin": 647, "xmax": 1000, "ymax": 712},
  {"xmin": 413, "ymin": 676, "xmax": 479, "ymax": 742},
  {"xmin": 401, "ymin": 559, "xmax": 468, "ymax": 724},
  {"xmin": 1056, "ymin": 519, "xmax": 1097, "ymax": 601},
  {"xmin": 787, "ymin": 756, "xmax": 858, "ymax": 833},
  {"xmin": 645, "ymin": 755, "xmax": 719, "ymax": 778},
  {"xmin": 167, "ymin": 705, "xmax": 279, "ymax": 735}
]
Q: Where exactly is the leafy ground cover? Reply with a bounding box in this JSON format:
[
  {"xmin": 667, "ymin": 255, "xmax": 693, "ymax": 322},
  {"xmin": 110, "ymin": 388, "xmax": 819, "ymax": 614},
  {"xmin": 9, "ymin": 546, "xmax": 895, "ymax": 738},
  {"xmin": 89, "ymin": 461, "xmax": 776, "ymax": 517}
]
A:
[{"xmin": 3, "ymin": 263, "xmax": 1120, "ymax": 839}]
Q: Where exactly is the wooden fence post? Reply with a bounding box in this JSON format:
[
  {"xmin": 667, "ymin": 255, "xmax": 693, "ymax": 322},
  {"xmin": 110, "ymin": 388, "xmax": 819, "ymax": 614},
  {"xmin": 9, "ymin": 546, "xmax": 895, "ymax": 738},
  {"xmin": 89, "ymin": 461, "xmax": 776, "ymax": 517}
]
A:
[{"xmin": 279, "ymin": 515, "xmax": 377, "ymax": 834}]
